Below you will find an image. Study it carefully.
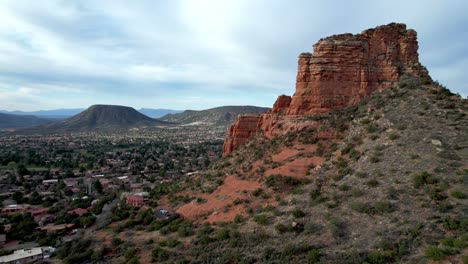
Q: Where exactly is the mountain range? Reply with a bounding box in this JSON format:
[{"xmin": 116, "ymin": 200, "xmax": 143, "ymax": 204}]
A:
[
  {"xmin": 0, "ymin": 108, "xmax": 183, "ymax": 119},
  {"xmin": 4, "ymin": 105, "xmax": 269, "ymax": 133}
]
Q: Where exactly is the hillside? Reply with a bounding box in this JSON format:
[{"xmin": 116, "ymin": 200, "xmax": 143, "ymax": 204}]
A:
[
  {"xmin": 66, "ymin": 23, "xmax": 467, "ymax": 264},
  {"xmin": 158, "ymin": 23, "xmax": 467, "ymax": 263},
  {"xmin": 175, "ymin": 82, "xmax": 466, "ymax": 263},
  {"xmin": 0, "ymin": 113, "xmax": 54, "ymax": 129},
  {"xmin": 30, "ymin": 104, "xmax": 167, "ymax": 133},
  {"xmin": 159, "ymin": 106, "xmax": 270, "ymax": 126}
]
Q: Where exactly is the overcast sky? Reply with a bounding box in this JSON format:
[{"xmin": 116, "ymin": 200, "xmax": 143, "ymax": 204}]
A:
[{"xmin": 0, "ymin": 0, "xmax": 467, "ymax": 111}]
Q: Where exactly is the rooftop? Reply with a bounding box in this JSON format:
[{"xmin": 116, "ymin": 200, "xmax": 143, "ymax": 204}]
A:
[{"xmin": 0, "ymin": 248, "xmax": 43, "ymax": 262}]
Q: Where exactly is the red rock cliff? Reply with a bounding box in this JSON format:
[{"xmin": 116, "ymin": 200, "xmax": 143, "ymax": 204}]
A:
[
  {"xmin": 223, "ymin": 23, "xmax": 427, "ymax": 156},
  {"xmin": 222, "ymin": 115, "xmax": 261, "ymax": 155}
]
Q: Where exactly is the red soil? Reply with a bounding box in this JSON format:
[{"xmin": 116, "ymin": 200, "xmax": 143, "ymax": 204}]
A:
[
  {"xmin": 176, "ymin": 175, "xmax": 260, "ymax": 222},
  {"xmin": 265, "ymin": 156, "xmax": 324, "ymax": 179}
]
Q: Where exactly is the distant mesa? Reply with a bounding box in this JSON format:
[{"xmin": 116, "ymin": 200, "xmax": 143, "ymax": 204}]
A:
[{"xmin": 25, "ymin": 104, "xmax": 167, "ymax": 133}]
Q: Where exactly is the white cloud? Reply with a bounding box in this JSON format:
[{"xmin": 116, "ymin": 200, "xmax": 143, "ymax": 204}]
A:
[{"xmin": 0, "ymin": 0, "xmax": 466, "ymax": 111}]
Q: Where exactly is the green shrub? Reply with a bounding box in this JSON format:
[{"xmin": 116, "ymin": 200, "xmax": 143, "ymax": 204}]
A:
[
  {"xmin": 351, "ymin": 202, "xmax": 370, "ymax": 214},
  {"xmin": 329, "ymin": 219, "xmax": 346, "ymax": 239},
  {"xmin": 373, "ymin": 201, "xmax": 395, "ymax": 214},
  {"xmin": 151, "ymin": 246, "xmax": 170, "ymax": 262},
  {"xmin": 253, "ymin": 214, "xmax": 270, "ymax": 225},
  {"xmin": 366, "ymin": 179, "xmax": 379, "ymax": 187},
  {"xmin": 369, "ymin": 155, "xmax": 381, "ymax": 163},
  {"xmin": 367, "ymin": 250, "xmax": 388, "ymax": 264},
  {"xmin": 252, "ymin": 188, "xmax": 263, "ymax": 197},
  {"xmin": 349, "ymin": 149, "xmax": 361, "ymax": 160},
  {"xmin": 413, "ymin": 171, "xmax": 436, "ymax": 188},
  {"xmin": 338, "ymin": 184, "xmax": 351, "ymax": 191},
  {"xmin": 307, "ymin": 249, "xmax": 321, "ymax": 263},
  {"xmin": 292, "ymin": 208, "xmax": 305, "ymax": 218},
  {"xmin": 234, "ymin": 214, "xmax": 244, "ymax": 224},
  {"xmin": 442, "ymin": 216, "xmax": 463, "ymax": 231},
  {"xmin": 275, "ymin": 223, "xmax": 287, "ymax": 234},
  {"xmin": 111, "ymin": 237, "xmax": 123, "ymax": 247},
  {"xmin": 388, "ymin": 132, "xmax": 400, "ymax": 140},
  {"xmin": 450, "ymin": 190, "xmax": 466, "ymax": 199},
  {"xmin": 365, "ymin": 124, "xmax": 378, "ymax": 133},
  {"xmin": 355, "ymin": 171, "xmax": 367, "ymax": 178},
  {"xmin": 425, "ymin": 246, "xmax": 445, "ymax": 261},
  {"xmin": 215, "ymin": 228, "xmax": 231, "ymax": 241}
]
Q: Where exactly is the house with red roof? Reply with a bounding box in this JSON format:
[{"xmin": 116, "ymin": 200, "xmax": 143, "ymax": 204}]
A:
[
  {"xmin": 126, "ymin": 195, "xmax": 144, "ymax": 207},
  {"xmin": 67, "ymin": 208, "xmax": 88, "ymax": 216}
]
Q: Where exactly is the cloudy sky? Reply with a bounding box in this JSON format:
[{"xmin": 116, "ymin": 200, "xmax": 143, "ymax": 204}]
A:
[{"xmin": 0, "ymin": 0, "xmax": 467, "ymax": 111}]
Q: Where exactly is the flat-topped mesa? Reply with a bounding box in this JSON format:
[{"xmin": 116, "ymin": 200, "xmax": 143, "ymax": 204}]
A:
[
  {"xmin": 223, "ymin": 23, "xmax": 428, "ymax": 156},
  {"xmin": 288, "ymin": 23, "xmax": 425, "ymax": 115}
]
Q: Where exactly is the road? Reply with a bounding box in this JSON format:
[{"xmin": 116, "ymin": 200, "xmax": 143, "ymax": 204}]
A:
[{"xmin": 63, "ymin": 198, "xmax": 118, "ymax": 242}]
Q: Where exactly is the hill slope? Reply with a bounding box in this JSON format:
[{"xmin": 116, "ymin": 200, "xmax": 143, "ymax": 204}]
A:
[
  {"xmin": 0, "ymin": 113, "xmax": 53, "ymax": 129},
  {"xmin": 68, "ymin": 23, "xmax": 466, "ymax": 264},
  {"xmin": 159, "ymin": 105, "xmax": 270, "ymax": 126},
  {"xmin": 165, "ymin": 23, "xmax": 467, "ymax": 263}
]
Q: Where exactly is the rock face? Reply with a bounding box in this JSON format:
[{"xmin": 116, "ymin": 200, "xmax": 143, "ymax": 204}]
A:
[
  {"xmin": 288, "ymin": 23, "xmax": 424, "ymax": 115},
  {"xmin": 223, "ymin": 115, "xmax": 262, "ymax": 155},
  {"xmin": 271, "ymin": 95, "xmax": 292, "ymax": 114},
  {"xmin": 223, "ymin": 23, "xmax": 428, "ymax": 156}
]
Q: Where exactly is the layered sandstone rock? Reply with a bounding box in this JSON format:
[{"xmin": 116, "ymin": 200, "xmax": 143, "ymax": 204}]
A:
[
  {"xmin": 288, "ymin": 23, "xmax": 425, "ymax": 115},
  {"xmin": 223, "ymin": 23, "xmax": 427, "ymax": 156},
  {"xmin": 222, "ymin": 115, "xmax": 261, "ymax": 155},
  {"xmin": 271, "ymin": 95, "xmax": 292, "ymax": 114}
]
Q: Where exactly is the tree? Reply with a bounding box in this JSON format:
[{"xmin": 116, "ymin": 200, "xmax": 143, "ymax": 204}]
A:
[
  {"xmin": 93, "ymin": 180, "xmax": 103, "ymax": 194},
  {"xmin": 16, "ymin": 164, "xmax": 30, "ymax": 176},
  {"xmin": 57, "ymin": 179, "xmax": 66, "ymax": 190},
  {"xmin": 8, "ymin": 174, "xmax": 16, "ymax": 185},
  {"xmin": 79, "ymin": 216, "xmax": 96, "ymax": 228},
  {"xmin": 29, "ymin": 191, "xmax": 43, "ymax": 205},
  {"xmin": 9, "ymin": 213, "xmax": 38, "ymax": 241},
  {"xmin": 7, "ymin": 161, "xmax": 17, "ymax": 170},
  {"xmin": 12, "ymin": 191, "xmax": 23, "ymax": 203}
]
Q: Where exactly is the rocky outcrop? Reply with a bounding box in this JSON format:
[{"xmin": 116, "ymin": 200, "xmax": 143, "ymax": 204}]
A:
[
  {"xmin": 288, "ymin": 23, "xmax": 425, "ymax": 115},
  {"xmin": 223, "ymin": 115, "xmax": 261, "ymax": 155},
  {"xmin": 223, "ymin": 23, "xmax": 428, "ymax": 156},
  {"xmin": 271, "ymin": 95, "xmax": 292, "ymax": 114}
]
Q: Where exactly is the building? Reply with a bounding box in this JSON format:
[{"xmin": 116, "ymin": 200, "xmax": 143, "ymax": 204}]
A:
[
  {"xmin": 0, "ymin": 205, "xmax": 30, "ymax": 215},
  {"xmin": 0, "ymin": 247, "xmax": 55, "ymax": 264},
  {"xmin": 126, "ymin": 195, "xmax": 144, "ymax": 207},
  {"xmin": 67, "ymin": 208, "xmax": 88, "ymax": 216},
  {"xmin": 40, "ymin": 224, "xmax": 74, "ymax": 234},
  {"xmin": 28, "ymin": 208, "xmax": 48, "ymax": 217}
]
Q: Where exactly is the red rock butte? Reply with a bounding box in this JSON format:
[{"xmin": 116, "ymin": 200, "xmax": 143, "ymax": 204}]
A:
[{"xmin": 223, "ymin": 23, "xmax": 429, "ymax": 156}]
